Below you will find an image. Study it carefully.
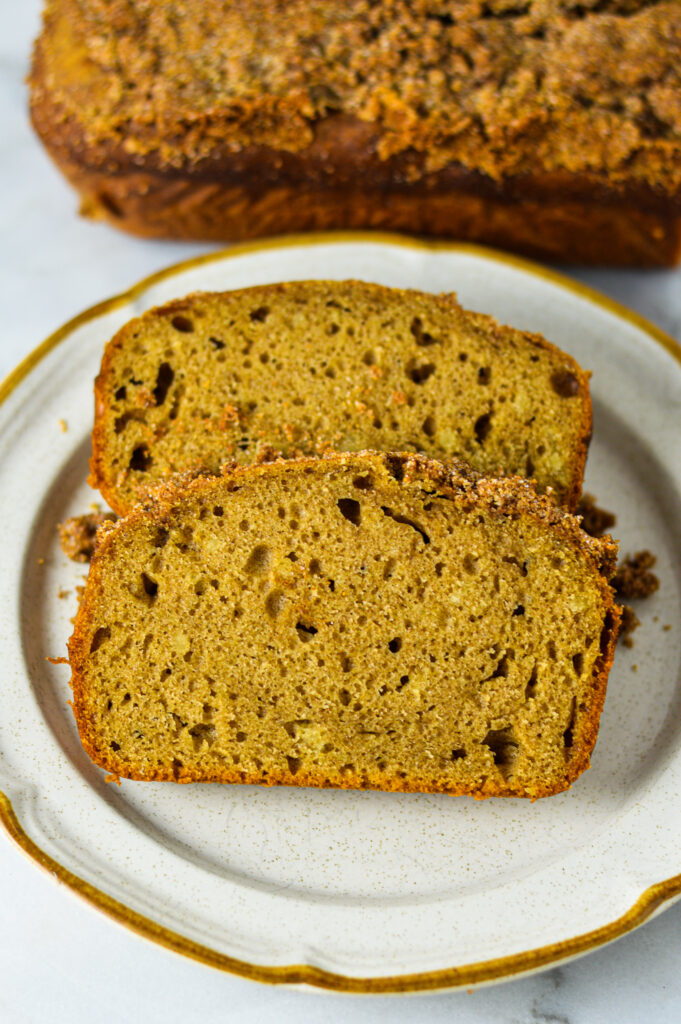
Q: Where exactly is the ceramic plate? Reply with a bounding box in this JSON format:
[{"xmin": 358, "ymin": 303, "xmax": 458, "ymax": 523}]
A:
[{"xmin": 1, "ymin": 233, "xmax": 681, "ymax": 993}]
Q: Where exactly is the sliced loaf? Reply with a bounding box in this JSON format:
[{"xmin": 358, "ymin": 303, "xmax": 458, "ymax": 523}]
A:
[
  {"xmin": 70, "ymin": 452, "xmax": 619, "ymax": 798},
  {"xmin": 90, "ymin": 280, "xmax": 592, "ymax": 513}
]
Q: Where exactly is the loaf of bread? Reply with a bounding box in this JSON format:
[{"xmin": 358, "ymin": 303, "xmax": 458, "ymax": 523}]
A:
[
  {"xmin": 69, "ymin": 452, "xmax": 620, "ymax": 798},
  {"xmin": 90, "ymin": 280, "xmax": 591, "ymax": 515},
  {"xmin": 30, "ymin": 1, "xmax": 681, "ymax": 265}
]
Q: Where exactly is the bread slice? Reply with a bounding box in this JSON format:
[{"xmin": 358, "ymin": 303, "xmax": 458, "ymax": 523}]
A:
[
  {"xmin": 69, "ymin": 452, "xmax": 619, "ymax": 799},
  {"xmin": 90, "ymin": 281, "xmax": 591, "ymax": 514}
]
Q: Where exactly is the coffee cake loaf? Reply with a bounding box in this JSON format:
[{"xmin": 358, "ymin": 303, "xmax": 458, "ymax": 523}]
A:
[
  {"xmin": 69, "ymin": 452, "xmax": 619, "ymax": 798},
  {"xmin": 90, "ymin": 280, "xmax": 591, "ymax": 514},
  {"xmin": 30, "ymin": 1, "xmax": 681, "ymax": 265}
]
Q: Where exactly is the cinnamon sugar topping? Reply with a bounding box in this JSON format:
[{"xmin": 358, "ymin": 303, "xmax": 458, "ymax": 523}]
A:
[{"xmin": 33, "ymin": 1, "xmax": 681, "ymax": 190}]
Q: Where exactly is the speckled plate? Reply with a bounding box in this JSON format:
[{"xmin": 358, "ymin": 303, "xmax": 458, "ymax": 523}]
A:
[{"xmin": 1, "ymin": 234, "xmax": 681, "ymax": 993}]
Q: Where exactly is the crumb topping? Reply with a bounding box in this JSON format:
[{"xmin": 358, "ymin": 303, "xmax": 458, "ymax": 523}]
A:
[
  {"xmin": 577, "ymin": 493, "xmax": 617, "ymax": 538},
  {"xmin": 619, "ymin": 603, "xmax": 640, "ymax": 647},
  {"xmin": 613, "ymin": 549, "xmax": 660, "ymax": 600},
  {"xmin": 35, "ymin": 0, "xmax": 681, "ymax": 190},
  {"xmin": 58, "ymin": 510, "xmax": 117, "ymax": 562}
]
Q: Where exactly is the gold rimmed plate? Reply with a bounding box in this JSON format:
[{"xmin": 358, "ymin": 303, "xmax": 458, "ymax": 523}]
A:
[{"xmin": 1, "ymin": 233, "xmax": 680, "ymax": 992}]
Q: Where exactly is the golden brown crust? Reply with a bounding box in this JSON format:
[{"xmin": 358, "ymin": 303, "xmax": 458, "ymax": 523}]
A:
[
  {"xmin": 29, "ymin": 0, "xmax": 681, "ymax": 264},
  {"xmin": 29, "ymin": 142, "xmax": 681, "ymax": 266},
  {"xmin": 69, "ymin": 451, "xmax": 620, "ymax": 797},
  {"xmin": 88, "ymin": 281, "xmax": 593, "ymax": 514}
]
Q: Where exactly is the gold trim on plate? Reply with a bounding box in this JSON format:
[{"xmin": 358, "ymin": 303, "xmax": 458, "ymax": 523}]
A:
[{"xmin": 1, "ymin": 231, "xmax": 680, "ymax": 992}]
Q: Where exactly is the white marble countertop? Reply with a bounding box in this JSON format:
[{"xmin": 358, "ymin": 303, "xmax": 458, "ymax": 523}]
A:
[{"xmin": 2, "ymin": 5, "xmax": 681, "ymax": 1021}]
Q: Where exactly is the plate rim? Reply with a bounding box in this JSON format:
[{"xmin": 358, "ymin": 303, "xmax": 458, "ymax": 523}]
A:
[{"xmin": 3, "ymin": 229, "xmax": 681, "ymax": 993}]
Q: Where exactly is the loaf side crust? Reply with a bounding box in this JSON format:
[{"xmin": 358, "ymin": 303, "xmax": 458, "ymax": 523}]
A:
[{"xmin": 27, "ymin": 131, "xmax": 681, "ymax": 265}]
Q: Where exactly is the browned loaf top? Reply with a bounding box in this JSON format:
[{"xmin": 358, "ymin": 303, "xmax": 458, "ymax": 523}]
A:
[
  {"xmin": 30, "ymin": 0, "xmax": 681, "ymax": 195},
  {"xmin": 69, "ymin": 452, "xmax": 620, "ymax": 799},
  {"xmin": 90, "ymin": 280, "xmax": 591, "ymax": 515}
]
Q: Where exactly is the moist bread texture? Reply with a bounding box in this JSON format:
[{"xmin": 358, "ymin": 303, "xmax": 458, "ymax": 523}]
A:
[
  {"xmin": 29, "ymin": 1, "xmax": 681, "ymax": 264},
  {"xmin": 90, "ymin": 280, "xmax": 591, "ymax": 515},
  {"xmin": 69, "ymin": 452, "xmax": 620, "ymax": 798}
]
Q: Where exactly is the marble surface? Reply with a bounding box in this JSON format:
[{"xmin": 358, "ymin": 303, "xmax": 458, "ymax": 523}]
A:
[{"xmin": 2, "ymin": 4, "xmax": 681, "ymax": 1021}]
